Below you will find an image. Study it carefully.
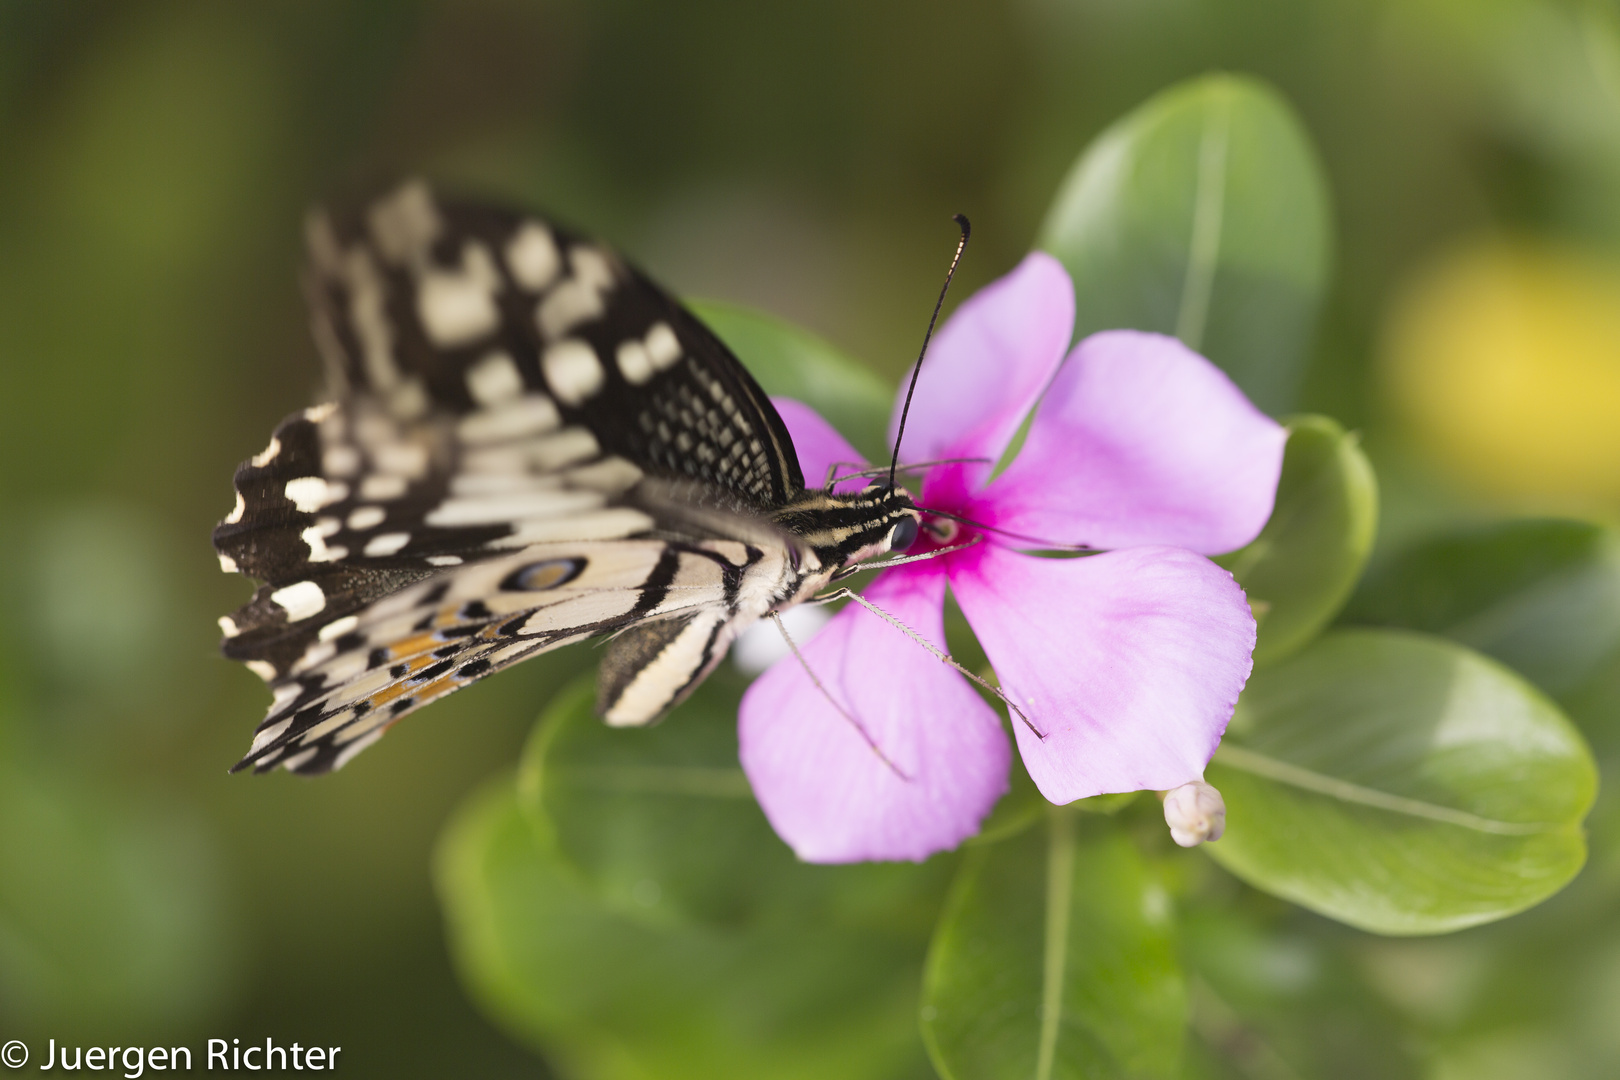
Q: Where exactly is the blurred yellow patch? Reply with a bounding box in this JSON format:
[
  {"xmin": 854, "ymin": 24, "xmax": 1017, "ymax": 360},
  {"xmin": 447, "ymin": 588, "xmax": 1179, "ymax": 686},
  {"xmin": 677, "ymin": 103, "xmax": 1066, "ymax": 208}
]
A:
[{"xmin": 1382, "ymin": 237, "xmax": 1620, "ymax": 506}]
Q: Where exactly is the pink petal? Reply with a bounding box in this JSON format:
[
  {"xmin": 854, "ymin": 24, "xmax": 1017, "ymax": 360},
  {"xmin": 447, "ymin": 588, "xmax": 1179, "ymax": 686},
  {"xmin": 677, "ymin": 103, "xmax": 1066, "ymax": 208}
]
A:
[
  {"xmin": 983, "ymin": 330, "xmax": 1286, "ymax": 555},
  {"xmin": 949, "ymin": 543, "xmax": 1255, "ymax": 805},
  {"xmin": 738, "ymin": 564, "xmax": 1011, "ymax": 863},
  {"xmin": 773, "ymin": 397, "xmax": 870, "ymax": 494},
  {"xmin": 887, "ymin": 252, "xmax": 1074, "ymax": 471}
]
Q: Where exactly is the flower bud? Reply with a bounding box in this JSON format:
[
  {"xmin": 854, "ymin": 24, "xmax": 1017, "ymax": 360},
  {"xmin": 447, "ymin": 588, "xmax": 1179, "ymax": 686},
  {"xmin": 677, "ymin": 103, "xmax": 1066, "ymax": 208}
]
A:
[{"xmin": 1163, "ymin": 780, "xmax": 1226, "ymax": 847}]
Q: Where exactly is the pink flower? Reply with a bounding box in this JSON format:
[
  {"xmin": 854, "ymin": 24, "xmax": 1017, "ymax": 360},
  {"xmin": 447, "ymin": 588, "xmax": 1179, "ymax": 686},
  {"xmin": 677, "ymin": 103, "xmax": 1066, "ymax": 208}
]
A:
[{"xmin": 739, "ymin": 253, "xmax": 1287, "ymax": 863}]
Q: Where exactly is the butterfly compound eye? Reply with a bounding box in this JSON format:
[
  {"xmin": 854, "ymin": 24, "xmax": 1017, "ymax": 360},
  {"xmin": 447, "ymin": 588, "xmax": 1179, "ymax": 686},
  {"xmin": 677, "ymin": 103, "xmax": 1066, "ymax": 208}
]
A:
[{"xmin": 888, "ymin": 516, "xmax": 919, "ymax": 552}]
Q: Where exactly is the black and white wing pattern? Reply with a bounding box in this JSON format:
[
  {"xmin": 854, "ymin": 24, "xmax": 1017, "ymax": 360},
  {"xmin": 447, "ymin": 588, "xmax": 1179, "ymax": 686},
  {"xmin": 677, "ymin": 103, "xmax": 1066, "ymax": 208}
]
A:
[{"xmin": 215, "ymin": 180, "xmax": 818, "ymax": 775}]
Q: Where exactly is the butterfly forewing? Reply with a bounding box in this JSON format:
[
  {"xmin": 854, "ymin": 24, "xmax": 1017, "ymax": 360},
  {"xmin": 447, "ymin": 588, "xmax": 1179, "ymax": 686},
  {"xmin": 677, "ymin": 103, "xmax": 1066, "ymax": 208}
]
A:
[{"xmin": 216, "ymin": 180, "xmax": 814, "ymax": 774}]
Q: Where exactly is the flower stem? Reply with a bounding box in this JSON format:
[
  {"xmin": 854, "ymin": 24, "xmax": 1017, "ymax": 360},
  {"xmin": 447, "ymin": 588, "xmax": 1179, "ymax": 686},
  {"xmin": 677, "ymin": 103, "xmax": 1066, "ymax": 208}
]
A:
[{"xmin": 1036, "ymin": 806, "xmax": 1076, "ymax": 1080}]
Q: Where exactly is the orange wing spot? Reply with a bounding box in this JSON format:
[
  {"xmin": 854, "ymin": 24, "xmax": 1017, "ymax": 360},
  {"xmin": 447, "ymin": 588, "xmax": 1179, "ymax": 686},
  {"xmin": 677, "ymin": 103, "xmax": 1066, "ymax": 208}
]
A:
[
  {"xmin": 385, "ymin": 632, "xmax": 441, "ymax": 661},
  {"xmin": 368, "ymin": 678, "xmax": 417, "ymax": 710}
]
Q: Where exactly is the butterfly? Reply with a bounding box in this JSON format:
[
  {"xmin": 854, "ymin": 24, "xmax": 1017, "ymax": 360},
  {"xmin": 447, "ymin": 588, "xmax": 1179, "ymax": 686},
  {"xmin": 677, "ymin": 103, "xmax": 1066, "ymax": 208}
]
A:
[{"xmin": 214, "ymin": 180, "xmax": 924, "ymax": 775}]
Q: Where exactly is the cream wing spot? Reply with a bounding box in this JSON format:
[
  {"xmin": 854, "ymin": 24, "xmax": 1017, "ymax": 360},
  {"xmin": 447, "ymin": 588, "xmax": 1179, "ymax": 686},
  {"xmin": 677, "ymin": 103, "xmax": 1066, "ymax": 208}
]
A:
[
  {"xmin": 367, "ymin": 180, "xmax": 441, "ymax": 264},
  {"xmin": 562, "ymin": 456, "xmax": 643, "ymax": 493},
  {"xmin": 246, "ymin": 660, "xmax": 278, "ymax": 681},
  {"xmin": 225, "ymin": 490, "xmax": 245, "ymax": 524},
  {"xmin": 285, "ymin": 477, "xmax": 348, "ymax": 513},
  {"xmin": 616, "ymin": 340, "xmax": 654, "ymax": 384},
  {"xmin": 645, "ymin": 321, "xmax": 682, "ymax": 371},
  {"xmin": 538, "ymin": 281, "xmax": 602, "ymax": 340},
  {"xmin": 323, "ymin": 444, "xmax": 361, "ymax": 476},
  {"xmin": 251, "ymin": 436, "xmax": 282, "ymax": 468},
  {"xmin": 506, "ymin": 223, "xmax": 560, "ymax": 290},
  {"xmin": 347, "ymin": 506, "xmax": 386, "ymax": 530},
  {"xmin": 427, "ymin": 489, "xmax": 605, "ymax": 527},
  {"xmin": 345, "ymin": 249, "xmax": 399, "ymax": 392},
  {"xmin": 418, "ymin": 244, "xmax": 501, "ymax": 347},
  {"xmin": 218, "ymin": 553, "xmax": 239, "ymax": 574},
  {"xmin": 318, "ymin": 614, "xmax": 360, "ymax": 642},
  {"xmin": 449, "ymin": 471, "xmax": 558, "ymax": 496},
  {"xmin": 271, "ymin": 580, "xmax": 326, "ymax": 621},
  {"xmin": 543, "ymin": 340, "xmax": 605, "ymax": 405},
  {"xmin": 364, "ymin": 532, "xmax": 411, "ymax": 557},
  {"xmin": 536, "ymin": 246, "xmax": 617, "ymax": 339},
  {"xmin": 463, "ymin": 445, "xmax": 527, "ymax": 474},
  {"xmin": 572, "ymin": 246, "xmax": 614, "ymax": 290},
  {"xmin": 359, "ymin": 474, "xmax": 409, "ymax": 501},
  {"xmin": 531, "ymin": 427, "xmax": 600, "ymax": 470},
  {"xmin": 465, "ymin": 352, "xmax": 525, "ymax": 406},
  {"xmin": 497, "ymin": 508, "xmax": 655, "ymax": 547},
  {"xmin": 301, "ymin": 522, "xmax": 346, "ymax": 563},
  {"xmin": 458, "ymin": 395, "xmax": 561, "ymax": 444},
  {"xmin": 373, "ymin": 442, "xmax": 428, "ymax": 478},
  {"xmin": 388, "ymin": 378, "xmax": 429, "ymax": 420}
]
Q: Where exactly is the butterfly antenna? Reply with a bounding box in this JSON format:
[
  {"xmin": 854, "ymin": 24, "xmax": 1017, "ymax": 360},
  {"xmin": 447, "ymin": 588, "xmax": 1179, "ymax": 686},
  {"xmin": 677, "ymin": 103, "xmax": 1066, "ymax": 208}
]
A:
[{"xmin": 888, "ymin": 213, "xmax": 971, "ymax": 491}]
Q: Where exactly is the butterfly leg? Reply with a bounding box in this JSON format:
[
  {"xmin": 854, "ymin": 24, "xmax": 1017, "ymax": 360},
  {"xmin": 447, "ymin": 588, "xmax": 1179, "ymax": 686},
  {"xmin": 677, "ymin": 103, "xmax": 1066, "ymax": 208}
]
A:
[
  {"xmin": 807, "ymin": 588, "xmax": 1046, "ymax": 739},
  {"xmin": 767, "ymin": 612, "xmax": 910, "ymax": 780}
]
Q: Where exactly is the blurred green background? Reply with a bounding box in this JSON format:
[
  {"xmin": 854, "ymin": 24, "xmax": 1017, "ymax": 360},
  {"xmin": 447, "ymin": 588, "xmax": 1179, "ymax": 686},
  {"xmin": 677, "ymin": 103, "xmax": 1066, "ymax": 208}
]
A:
[{"xmin": 2, "ymin": 1, "xmax": 1619, "ymax": 1076}]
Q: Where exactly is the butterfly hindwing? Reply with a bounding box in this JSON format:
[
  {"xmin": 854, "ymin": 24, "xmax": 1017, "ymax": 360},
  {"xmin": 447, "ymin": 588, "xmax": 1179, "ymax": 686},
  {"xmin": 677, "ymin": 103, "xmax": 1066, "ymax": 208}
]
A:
[{"xmin": 231, "ymin": 538, "xmax": 779, "ymax": 773}]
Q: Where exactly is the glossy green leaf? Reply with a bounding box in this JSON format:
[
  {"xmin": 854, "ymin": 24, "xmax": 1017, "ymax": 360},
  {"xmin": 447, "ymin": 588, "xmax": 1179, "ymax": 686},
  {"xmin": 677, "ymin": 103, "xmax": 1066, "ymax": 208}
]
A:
[
  {"xmin": 1343, "ymin": 519, "xmax": 1620, "ymax": 702},
  {"xmin": 1216, "ymin": 415, "xmax": 1378, "ymax": 665},
  {"xmin": 436, "ymin": 777, "xmax": 935, "ymax": 1080},
  {"xmin": 922, "ymin": 811, "xmax": 1185, "ymax": 1080},
  {"xmin": 521, "ymin": 672, "xmax": 954, "ymax": 930},
  {"xmin": 690, "ymin": 299, "xmax": 895, "ymax": 464},
  {"xmin": 1206, "ymin": 629, "xmax": 1597, "ymax": 935},
  {"xmin": 1037, "ymin": 74, "xmax": 1332, "ymax": 415}
]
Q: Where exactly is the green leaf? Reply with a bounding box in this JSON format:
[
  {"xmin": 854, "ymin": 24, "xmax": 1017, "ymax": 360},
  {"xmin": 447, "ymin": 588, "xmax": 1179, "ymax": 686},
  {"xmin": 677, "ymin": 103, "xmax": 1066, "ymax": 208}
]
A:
[
  {"xmin": 1037, "ymin": 74, "xmax": 1332, "ymax": 415},
  {"xmin": 689, "ymin": 299, "xmax": 895, "ymax": 464},
  {"xmin": 922, "ymin": 811, "xmax": 1185, "ymax": 1080},
  {"xmin": 0, "ymin": 757, "xmax": 235, "ymax": 1035},
  {"xmin": 436, "ymin": 777, "xmax": 936, "ymax": 1080},
  {"xmin": 1216, "ymin": 415, "xmax": 1378, "ymax": 665},
  {"xmin": 1206, "ymin": 629, "xmax": 1597, "ymax": 935},
  {"xmin": 520, "ymin": 672, "xmax": 956, "ymax": 931},
  {"xmin": 1343, "ymin": 519, "xmax": 1620, "ymax": 702},
  {"xmin": 520, "ymin": 672, "xmax": 774, "ymax": 925}
]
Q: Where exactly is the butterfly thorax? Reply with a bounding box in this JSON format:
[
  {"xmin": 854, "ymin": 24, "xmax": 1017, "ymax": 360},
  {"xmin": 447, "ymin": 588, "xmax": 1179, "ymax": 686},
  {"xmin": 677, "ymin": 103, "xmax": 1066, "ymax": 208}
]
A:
[{"xmin": 768, "ymin": 483, "xmax": 920, "ymax": 598}]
